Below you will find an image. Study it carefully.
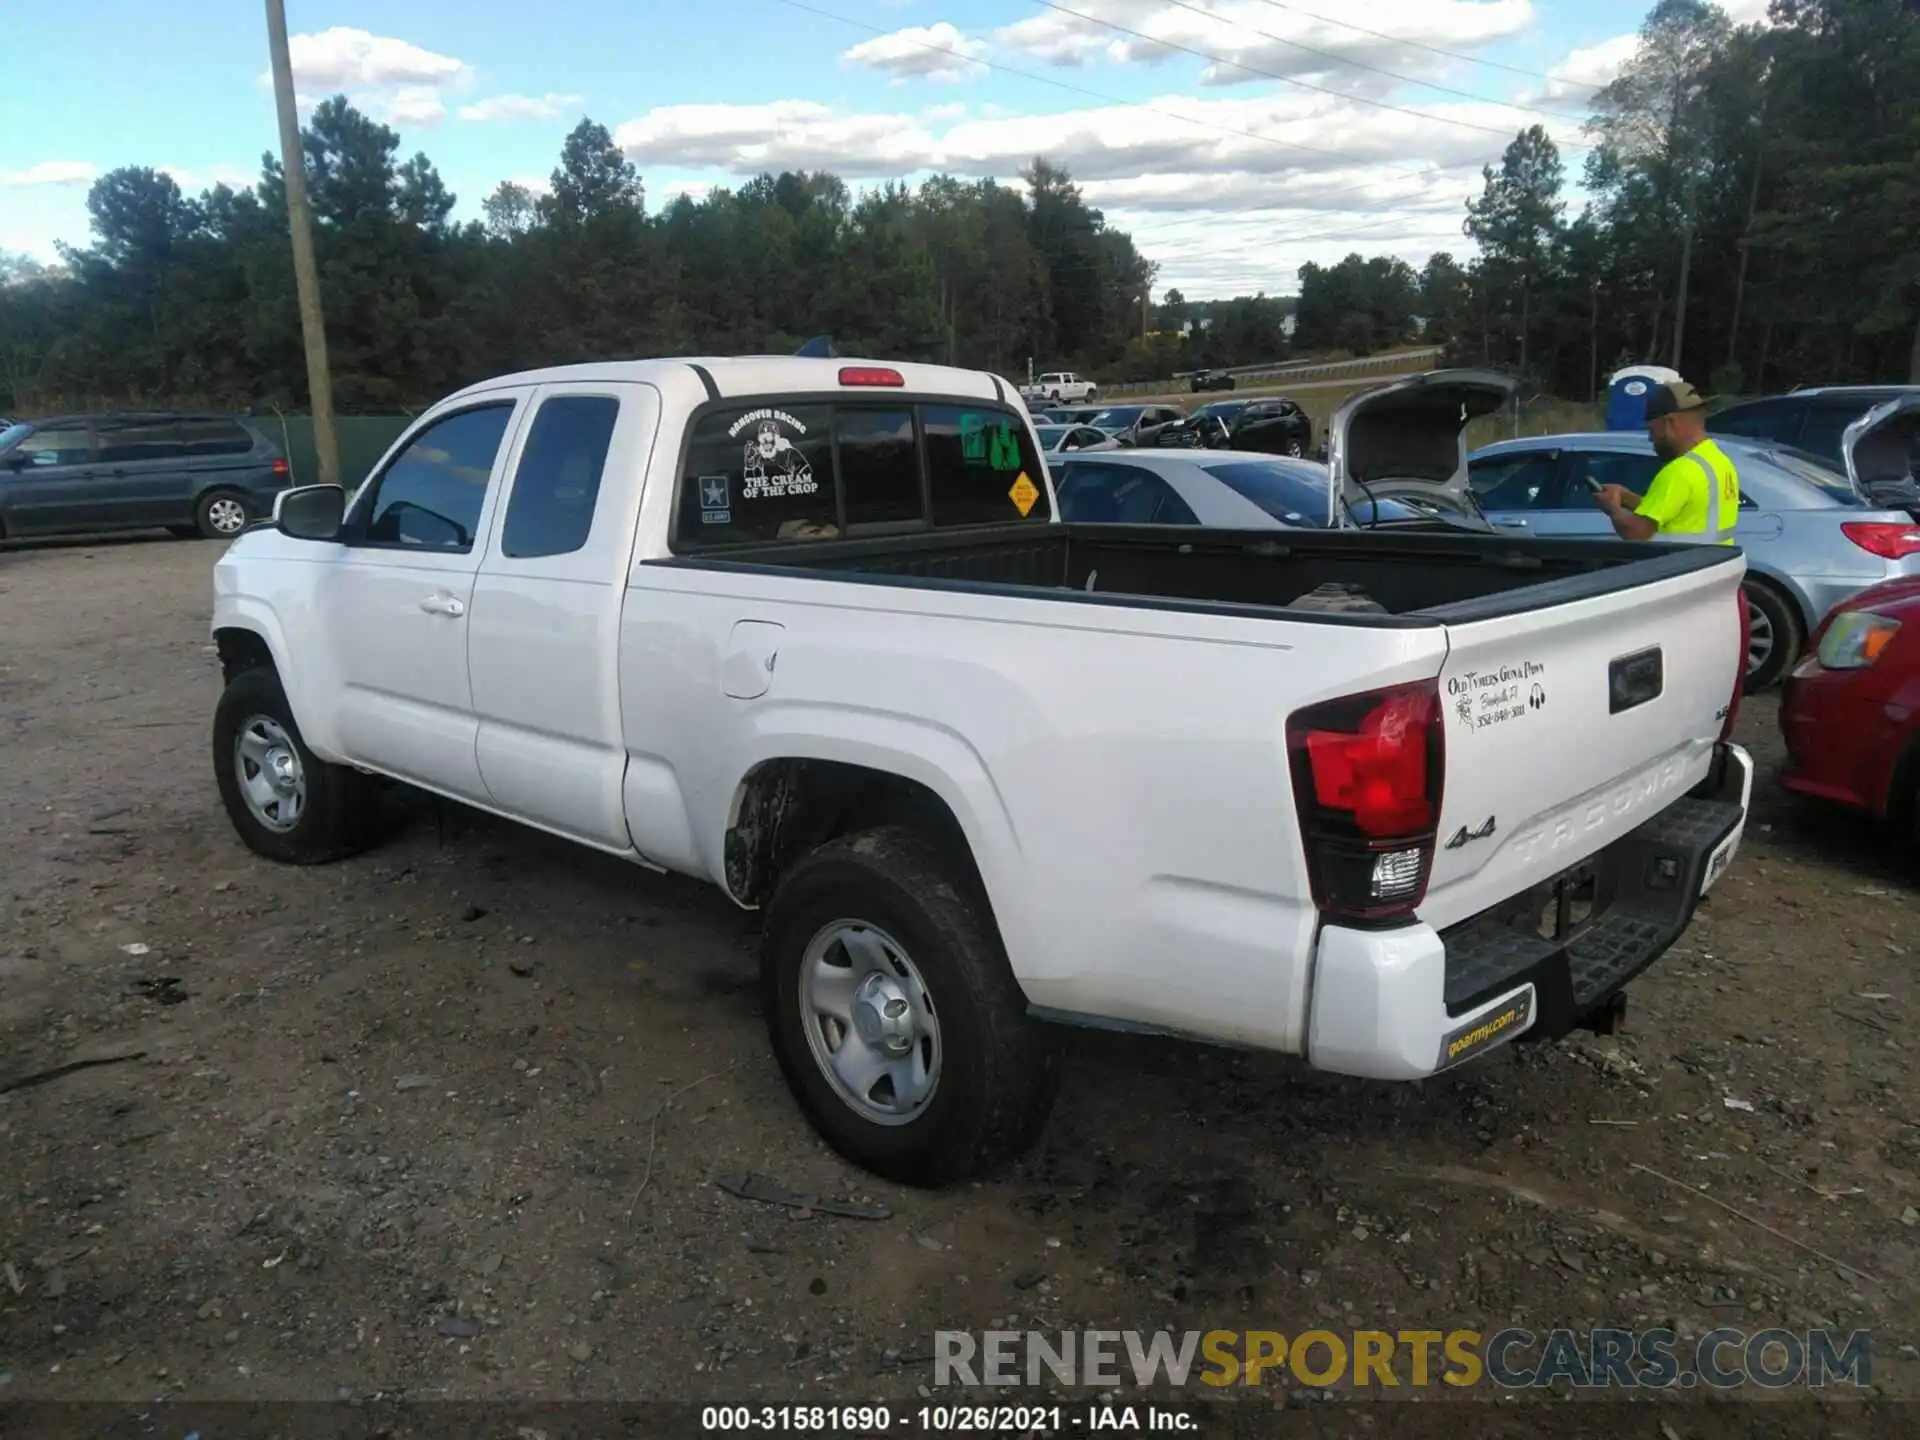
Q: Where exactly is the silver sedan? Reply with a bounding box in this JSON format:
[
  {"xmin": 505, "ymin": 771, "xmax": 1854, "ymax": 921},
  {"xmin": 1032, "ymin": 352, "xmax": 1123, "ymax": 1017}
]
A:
[
  {"xmin": 1466, "ymin": 432, "xmax": 1920, "ymax": 688},
  {"xmin": 1049, "ymin": 448, "xmax": 1433, "ymax": 528},
  {"xmin": 1034, "ymin": 423, "xmax": 1120, "ymax": 456}
]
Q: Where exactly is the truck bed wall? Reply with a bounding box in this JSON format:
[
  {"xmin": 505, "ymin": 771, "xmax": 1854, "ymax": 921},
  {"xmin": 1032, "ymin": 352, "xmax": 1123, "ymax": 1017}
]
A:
[{"xmin": 685, "ymin": 523, "xmax": 1731, "ymax": 620}]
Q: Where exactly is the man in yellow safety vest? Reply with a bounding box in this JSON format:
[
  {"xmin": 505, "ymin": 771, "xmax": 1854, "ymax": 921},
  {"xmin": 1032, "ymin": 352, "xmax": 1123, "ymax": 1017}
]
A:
[{"xmin": 1592, "ymin": 379, "xmax": 1740, "ymax": 545}]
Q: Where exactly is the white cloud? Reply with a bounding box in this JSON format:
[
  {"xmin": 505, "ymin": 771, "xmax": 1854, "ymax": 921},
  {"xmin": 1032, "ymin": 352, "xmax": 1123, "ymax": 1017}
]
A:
[
  {"xmin": 614, "ymin": 89, "xmax": 1578, "ymax": 185},
  {"xmin": 283, "ymin": 27, "xmax": 470, "ymax": 89},
  {"xmin": 157, "ymin": 164, "xmax": 256, "ymax": 193},
  {"xmin": 612, "ymin": 81, "xmax": 1557, "ymax": 294},
  {"xmin": 844, "ymin": 22, "xmax": 988, "ymax": 83},
  {"xmin": 459, "ymin": 92, "xmax": 586, "ymax": 122},
  {"xmin": 993, "ymin": 12, "xmax": 1108, "ymax": 66},
  {"xmin": 1535, "ymin": 34, "xmax": 1638, "ymax": 100},
  {"xmin": 996, "ymin": 0, "xmax": 1535, "ymax": 88},
  {"xmin": 616, "ymin": 102, "xmax": 941, "ymax": 175},
  {"xmin": 0, "ymin": 161, "xmax": 97, "ymax": 188},
  {"xmin": 269, "ymin": 28, "xmax": 475, "ymax": 131}
]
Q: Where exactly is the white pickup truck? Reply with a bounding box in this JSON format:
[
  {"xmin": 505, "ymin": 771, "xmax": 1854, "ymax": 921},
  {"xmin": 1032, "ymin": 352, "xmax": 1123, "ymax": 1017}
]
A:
[
  {"xmin": 1020, "ymin": 371, "xmax": 1098, "ymax": 404},
  {"xmin": 208, "ymin": 358, "xmax": 1753, "ymax": 1186}
]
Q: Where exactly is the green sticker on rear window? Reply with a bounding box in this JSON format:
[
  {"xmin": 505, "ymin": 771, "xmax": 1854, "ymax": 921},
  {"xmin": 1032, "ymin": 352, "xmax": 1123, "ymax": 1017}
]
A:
[{"xmin": 959, "ymin": 412, "xmax": 1024, "ymax": 472}]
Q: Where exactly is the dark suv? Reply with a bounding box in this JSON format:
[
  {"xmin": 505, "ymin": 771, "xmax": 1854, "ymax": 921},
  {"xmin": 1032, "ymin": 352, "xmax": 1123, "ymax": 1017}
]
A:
[
  {"xmin": 0, "ymin": 412, "xmax": 291, "ymax": 541},
  {"xmin": 1709, "ymin": 386, "xmax": 1920, "ymax": 472}
]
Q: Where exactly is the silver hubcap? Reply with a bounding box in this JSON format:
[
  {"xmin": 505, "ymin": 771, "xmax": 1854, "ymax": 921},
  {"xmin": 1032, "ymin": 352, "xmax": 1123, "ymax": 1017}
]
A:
[
  {"xmin": 208, "ymin": 497, "xmax": 247, "ymax": 534},
  {"xmin": 1746, "ymin": 598, "xmax": 1773, "ymax": 675},
  {"xmin": 799, "ymin": 921, "xmax": 940, "ymax": 1126},
  {"xmin": 234, "ymin": 714, "xmax": 306, "ymax": 832}
]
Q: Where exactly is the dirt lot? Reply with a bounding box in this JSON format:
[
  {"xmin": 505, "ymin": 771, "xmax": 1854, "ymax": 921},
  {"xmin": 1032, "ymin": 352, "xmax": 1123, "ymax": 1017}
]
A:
[{"xmin": 0, "ymin": 535, "xmax": 1914, "ymax": 1430}]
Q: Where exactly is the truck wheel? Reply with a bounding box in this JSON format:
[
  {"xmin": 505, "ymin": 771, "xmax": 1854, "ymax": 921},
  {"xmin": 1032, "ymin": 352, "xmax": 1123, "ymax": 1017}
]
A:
[
  {"xmin": 212, "ymin": 666, "xmax": 383, "ymax": 864},
  {"xmin": 1742, "ymin": 581, "xmax": 1801, "ymax": 693},
  {"xmin": 762, "ymin": 825, "xmax": 1058, "ymax": 1187},
  {"xmin": 195, "ymin": 489, "xmax": 251, "ymax": 539}
]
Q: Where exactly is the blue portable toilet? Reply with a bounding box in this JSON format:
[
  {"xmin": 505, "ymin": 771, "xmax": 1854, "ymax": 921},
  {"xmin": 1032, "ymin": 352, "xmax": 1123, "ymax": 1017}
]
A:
[{"xmin": 1605, "ymin": 364, "xmax": 1681, "ymax": 431}]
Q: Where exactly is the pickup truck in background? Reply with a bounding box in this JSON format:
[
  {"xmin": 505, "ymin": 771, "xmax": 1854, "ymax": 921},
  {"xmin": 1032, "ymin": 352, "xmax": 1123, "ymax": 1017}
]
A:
[
  {"xmin": 1019, "ymin": 371, "xmax": 1099, "ymax": 404},
  {"xmin": 208, "ymin": 358, "xmax": 1754, "ymax": 1186}
]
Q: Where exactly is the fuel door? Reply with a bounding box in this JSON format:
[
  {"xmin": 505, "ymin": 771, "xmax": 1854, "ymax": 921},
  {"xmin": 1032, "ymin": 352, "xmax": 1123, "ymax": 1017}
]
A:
[{"xmin": 722, "ymin": 620, "xmax": 785, "ymax": 700}]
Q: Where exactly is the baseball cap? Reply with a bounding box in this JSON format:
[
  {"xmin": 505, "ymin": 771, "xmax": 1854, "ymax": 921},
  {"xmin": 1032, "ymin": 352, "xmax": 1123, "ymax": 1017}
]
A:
[{"xmin": 1645, "ymin": 380, "xmax": 1708, "ymax": 420}]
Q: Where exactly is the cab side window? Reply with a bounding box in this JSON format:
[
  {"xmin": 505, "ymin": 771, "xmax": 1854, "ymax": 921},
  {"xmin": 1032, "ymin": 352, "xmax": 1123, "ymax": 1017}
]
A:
[
  {"xmin": 500, "ymin": 395, "xmax": 619, "ymax": 558},
  {"xmin": 678, "ymin": 404, "xmax": 836, "ymax": 545},
  {"xmin": 356, "ymin": 404, "xmax": 515, "ymax": 553}
]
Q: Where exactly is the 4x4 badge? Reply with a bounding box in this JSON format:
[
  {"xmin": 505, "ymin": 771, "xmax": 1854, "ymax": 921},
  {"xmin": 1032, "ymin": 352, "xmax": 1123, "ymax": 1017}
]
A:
[{"xmin": 1445, "ymin": 816, "xmax": 1497, "ymax": 849}]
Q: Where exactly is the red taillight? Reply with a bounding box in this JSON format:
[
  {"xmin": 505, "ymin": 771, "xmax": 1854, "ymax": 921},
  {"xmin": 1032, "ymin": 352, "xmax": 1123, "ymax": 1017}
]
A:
[
  {"xmin": 839, "ymin": 366, "xmax": 904, "ymax": 387},
  {"xmin": 1286, "ymin": 681, "xmax": 1443, "ymax": 925},
  {"xmin": 271, "ymin": 457, "xmax": 289, "ymax": 477},
  {"xmin": 1841, "ymin": 521, "xmax": 1920, "ymax": 559},
  {"xmin": 1722, "ymin": 589, "xmax": 1747, "ymax": 742}
]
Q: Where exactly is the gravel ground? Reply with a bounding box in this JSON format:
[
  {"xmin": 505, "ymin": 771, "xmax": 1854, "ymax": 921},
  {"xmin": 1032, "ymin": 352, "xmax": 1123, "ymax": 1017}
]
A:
[{"xmin": 0, "ymin": 534, "xmax": 1912, "ymax": 1432}]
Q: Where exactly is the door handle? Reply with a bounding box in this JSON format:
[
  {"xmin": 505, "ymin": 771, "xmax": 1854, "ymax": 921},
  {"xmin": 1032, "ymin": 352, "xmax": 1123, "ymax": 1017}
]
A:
[
  {"xmin": 1494, "ymin": 518, "xmax": 1529, "ymax": 529},
  {"xmin": 419, "ymin": 593, "xmax": 466, "ymax": 617}
]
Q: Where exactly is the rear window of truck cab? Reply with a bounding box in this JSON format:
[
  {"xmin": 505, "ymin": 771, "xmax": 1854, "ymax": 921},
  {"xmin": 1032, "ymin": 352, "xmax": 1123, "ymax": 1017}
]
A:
[{"xmin": 675, "ymin": 399, "xmax": 1048, "ymax": 548}]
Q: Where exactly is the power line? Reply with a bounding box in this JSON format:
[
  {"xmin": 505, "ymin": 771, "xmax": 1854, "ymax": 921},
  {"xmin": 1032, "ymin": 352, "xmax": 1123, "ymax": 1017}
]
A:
[
  {"xmin": 1153, "ymin": 0, "xmax": 1593, "ymax": 123},
  {"xmin": 1244, "ymin": 0, "xmax": 1609, "ymax": 92},
  {"xmin": 1031, "ymin": 0, "xmax": 1590, "ymax": 145}
]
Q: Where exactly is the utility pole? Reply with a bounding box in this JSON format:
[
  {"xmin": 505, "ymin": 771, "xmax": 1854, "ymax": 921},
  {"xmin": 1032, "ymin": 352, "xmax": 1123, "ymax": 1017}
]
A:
[{"xmin": 265, "ymin": 0, "xmax": 339, "ymax": 488}]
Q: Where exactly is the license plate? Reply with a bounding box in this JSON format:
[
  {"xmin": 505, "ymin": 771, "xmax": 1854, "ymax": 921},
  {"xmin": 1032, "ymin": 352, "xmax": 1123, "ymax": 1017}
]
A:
[{"xmin": 1701, "ymin": 831, "xmax": 1740, "ymax": 895}]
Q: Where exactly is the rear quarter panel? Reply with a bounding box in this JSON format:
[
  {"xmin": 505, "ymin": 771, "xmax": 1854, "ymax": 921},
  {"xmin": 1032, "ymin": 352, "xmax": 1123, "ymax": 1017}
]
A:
[{"xmin": 618, "ymin": 561, "xmax": 1451, "ymax": 1052}]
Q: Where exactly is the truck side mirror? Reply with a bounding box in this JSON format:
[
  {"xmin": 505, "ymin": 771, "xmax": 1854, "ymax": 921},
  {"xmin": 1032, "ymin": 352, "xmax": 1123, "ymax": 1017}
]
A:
[{"xmin": 275, "ymin": 484, "xmax": 346, "ymax": 541}]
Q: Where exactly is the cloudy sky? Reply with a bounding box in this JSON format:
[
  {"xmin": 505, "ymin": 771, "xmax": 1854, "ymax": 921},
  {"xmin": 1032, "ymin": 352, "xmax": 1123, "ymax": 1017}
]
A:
[{"xmin": 0, "ymin": 0, "xmax": 1772, "ymax": 296}]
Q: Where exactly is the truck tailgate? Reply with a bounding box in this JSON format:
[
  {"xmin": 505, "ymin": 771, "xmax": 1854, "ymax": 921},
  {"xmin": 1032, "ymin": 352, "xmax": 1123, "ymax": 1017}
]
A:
[{"xmin": 1419, "ymin": 555, "xmax": 1745, "ymax": 932}]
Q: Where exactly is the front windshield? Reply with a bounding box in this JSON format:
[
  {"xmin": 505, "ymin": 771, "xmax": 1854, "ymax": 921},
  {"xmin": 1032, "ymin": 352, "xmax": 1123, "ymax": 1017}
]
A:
[
  {"xmin": 1091, "ymin": 406, "xmax": 1144, "ymax": 429},
  {"xmin": 0, "ymin": 423, "xmax": 28, "ymax": 451}
]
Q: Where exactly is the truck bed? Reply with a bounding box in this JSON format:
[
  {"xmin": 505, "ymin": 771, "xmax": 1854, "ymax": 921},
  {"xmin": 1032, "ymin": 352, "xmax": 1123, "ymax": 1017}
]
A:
[{"xmin": 656, "ymin": 521, "xmax": 1740, "ymax": 623}]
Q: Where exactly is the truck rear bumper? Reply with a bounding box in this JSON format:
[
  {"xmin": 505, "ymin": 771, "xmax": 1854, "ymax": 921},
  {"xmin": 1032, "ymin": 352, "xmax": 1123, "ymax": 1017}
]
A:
[{"xmin": 1306, "ymin": 742, "xmax": 1753, "ymax": 1081}]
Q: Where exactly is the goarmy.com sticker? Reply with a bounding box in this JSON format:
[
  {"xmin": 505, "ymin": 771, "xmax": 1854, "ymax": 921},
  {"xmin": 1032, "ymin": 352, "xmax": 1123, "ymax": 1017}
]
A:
[{"xmin": 1438, "ymin": 989, "xmax": 1534, "ymax": 1069}]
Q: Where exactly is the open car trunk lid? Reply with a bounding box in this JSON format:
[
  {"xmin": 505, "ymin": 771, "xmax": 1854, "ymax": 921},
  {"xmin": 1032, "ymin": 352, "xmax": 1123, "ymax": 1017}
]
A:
[
  {"xmin": 1326, "ymin": 368, "xmax": 1516, "ymax": 526},
  {"xmin": 1843, "ymin": 394, "xmax": 1920, "ymax": 518},
  {"xmin": 1415, "ymin": 551, "xmax": 1747, "ymax": 932}
]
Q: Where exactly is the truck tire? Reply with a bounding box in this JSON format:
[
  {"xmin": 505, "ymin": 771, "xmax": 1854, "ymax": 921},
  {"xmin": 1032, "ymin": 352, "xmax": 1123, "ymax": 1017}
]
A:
[
  {"xmin": 212, "ymin": 666, "xmax": 384, "ymax": 864},
  {"xmin": 1741, "ymin": 580, "xmax": 1801, "ymax": 693},
  {"xmin": 762, "ymin": 825, "xmax": 1058, "ymax": 1187},
  {"xmin": 195, "ymin": 489, "xmax": 252, "ymax": 539}
]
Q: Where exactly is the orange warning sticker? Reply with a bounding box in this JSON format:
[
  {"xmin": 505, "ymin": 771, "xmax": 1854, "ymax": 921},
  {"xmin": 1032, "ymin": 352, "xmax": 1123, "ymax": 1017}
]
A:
[{"xmin": 1009, "ymin": 471, "xmax": 1039, "ymax": 517}]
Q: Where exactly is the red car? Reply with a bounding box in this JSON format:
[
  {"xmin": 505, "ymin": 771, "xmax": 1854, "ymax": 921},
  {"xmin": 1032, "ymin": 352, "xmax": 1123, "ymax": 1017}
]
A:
[{"xmin": 1780, "ymin": 576, "xmax": 1920, "ymax": 827}]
